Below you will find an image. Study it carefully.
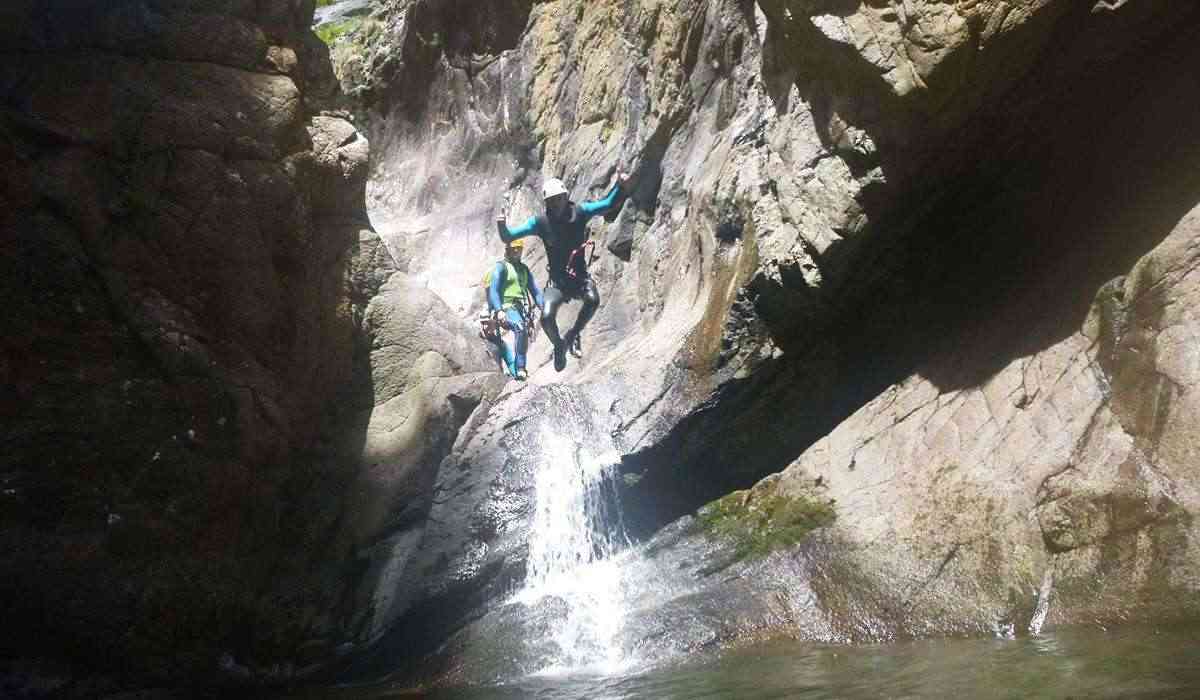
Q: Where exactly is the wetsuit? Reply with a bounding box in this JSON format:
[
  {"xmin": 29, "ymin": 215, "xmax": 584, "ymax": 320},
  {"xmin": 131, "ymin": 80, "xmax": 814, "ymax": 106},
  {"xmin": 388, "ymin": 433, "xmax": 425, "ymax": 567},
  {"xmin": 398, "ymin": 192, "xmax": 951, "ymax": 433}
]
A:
[
  {"xmin": 487, "ymin": 260, "xmax": 544, "ymax": 376},
  {"xmin": 497, "ymin": 183, "xmax": 625, "ymax": 348}
]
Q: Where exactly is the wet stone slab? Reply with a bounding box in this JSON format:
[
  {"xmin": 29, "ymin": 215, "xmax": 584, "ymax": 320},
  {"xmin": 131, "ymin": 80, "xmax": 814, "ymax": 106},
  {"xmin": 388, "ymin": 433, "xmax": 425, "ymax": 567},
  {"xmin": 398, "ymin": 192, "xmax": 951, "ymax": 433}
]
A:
[{"xmin": 314, "ymin": 0, "xmax": 373, "ymax": 28}]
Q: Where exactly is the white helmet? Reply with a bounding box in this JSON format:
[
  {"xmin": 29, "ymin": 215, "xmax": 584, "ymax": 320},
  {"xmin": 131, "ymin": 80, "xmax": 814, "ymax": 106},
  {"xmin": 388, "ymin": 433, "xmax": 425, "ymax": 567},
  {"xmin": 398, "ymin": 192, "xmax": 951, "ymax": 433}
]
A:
[{"xmin": 542, "ymin": 177, "xmax": 568, "ymax": 199}]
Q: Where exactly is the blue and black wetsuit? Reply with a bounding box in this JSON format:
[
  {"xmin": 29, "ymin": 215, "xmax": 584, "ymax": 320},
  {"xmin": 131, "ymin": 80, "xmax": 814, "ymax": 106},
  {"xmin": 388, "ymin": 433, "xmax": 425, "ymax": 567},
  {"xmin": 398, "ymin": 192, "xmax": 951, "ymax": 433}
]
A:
[
  {"xmin": 487, "ymin": 260, "xmax": 544, "ymax": 376},
  {"xmin": 496, "ymin": 183, "xmax": 625, "ymax": 348}
]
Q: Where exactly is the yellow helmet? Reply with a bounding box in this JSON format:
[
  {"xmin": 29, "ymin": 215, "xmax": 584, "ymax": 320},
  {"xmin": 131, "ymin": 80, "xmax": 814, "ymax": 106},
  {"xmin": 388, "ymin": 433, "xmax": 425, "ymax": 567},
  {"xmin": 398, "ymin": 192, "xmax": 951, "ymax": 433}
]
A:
[{"xmin": 507, "ymin": 239, "xmax": 526, "ymax": 250}]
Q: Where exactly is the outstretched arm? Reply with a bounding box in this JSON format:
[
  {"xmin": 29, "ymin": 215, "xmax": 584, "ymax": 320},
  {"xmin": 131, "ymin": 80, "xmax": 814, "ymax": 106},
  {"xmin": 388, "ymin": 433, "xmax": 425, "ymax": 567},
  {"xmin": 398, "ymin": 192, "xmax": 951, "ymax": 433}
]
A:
[
  {"xmin": 579, "ymin": 171, "xmax": 631, "ymax": 218},
  {"xmin": 487, "ymin": 262, "xmax": 507, "ymax": 311},
  {"xmin": 497, "ymin": 215, "xmax": 540, "ymax": 243}
]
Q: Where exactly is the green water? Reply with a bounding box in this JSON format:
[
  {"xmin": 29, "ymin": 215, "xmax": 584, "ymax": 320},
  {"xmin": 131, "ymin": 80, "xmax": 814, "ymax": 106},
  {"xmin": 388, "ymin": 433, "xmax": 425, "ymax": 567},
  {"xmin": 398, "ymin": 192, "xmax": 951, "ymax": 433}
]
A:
[{"xmin": 296, "ymin": 624, "xmax": 1200, "ymax": 699}]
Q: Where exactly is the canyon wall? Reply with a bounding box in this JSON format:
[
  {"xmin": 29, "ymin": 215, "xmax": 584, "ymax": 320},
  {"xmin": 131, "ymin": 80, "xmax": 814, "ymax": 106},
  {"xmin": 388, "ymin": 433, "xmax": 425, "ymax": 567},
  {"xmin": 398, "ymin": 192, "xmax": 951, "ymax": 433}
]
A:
[
  {"xmin": 0, "ymin": 0, "xmax": 487, "ymax": 687},
  {"xmin": 4, "ymin": 0, "xmax": 1200, "ymax": 689},
  {"xmin": 326, "ymin": 0, "xmax": 1200, "ymax": 679}
]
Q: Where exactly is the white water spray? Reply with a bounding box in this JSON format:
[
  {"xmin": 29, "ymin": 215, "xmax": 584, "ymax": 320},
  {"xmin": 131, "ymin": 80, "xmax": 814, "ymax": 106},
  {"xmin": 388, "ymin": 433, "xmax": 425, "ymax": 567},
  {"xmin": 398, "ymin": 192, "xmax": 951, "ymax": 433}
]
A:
[{"xmin": 516, "ymin": 426, "xmax": 635, "ymax": 674}]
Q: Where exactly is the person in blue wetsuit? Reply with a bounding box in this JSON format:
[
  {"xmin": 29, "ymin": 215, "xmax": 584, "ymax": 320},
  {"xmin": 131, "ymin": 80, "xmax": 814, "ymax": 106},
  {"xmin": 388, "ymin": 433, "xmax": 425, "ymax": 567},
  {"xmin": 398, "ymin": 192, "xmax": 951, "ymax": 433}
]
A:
[
  {"xmin": 496, "ymin": 172, "xmax": 630, "ymax": 371},
  {"xmin": 487, "ymin": 238, "xmax": 544, "ymax": 381}
]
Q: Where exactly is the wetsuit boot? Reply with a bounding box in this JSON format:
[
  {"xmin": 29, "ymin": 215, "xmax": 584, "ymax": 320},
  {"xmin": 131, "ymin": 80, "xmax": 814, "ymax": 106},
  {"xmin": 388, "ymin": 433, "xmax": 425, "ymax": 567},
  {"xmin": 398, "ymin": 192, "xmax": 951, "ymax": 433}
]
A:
[{"xmin": 552, "ymin": 339, "xmax": 568, "ymax": 372}]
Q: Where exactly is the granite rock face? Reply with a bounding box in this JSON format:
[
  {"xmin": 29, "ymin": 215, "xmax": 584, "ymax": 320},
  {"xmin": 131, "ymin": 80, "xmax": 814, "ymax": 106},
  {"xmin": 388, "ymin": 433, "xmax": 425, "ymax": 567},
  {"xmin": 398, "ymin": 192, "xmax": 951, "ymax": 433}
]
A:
[{"xmin": 325, "ymin": 0, "xmax": 1200, "ymax": 676}]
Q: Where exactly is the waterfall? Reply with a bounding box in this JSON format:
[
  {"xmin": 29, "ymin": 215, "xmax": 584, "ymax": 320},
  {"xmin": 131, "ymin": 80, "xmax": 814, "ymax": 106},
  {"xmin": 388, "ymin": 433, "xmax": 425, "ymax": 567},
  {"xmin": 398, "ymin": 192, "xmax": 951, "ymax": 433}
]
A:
[{"xmin": 514, "ymin": 419, "xmax": 635, "ymax": 675}]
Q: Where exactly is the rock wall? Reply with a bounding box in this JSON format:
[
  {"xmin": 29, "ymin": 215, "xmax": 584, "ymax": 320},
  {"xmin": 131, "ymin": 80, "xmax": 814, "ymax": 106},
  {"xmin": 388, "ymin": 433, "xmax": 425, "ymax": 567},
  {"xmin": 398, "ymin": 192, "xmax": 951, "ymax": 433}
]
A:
[
  {"xmin": 7, "ymin": 0, "xmax": 1197, "ymax": 687},
  {"xmin": 0, "ymin": 0, "xmax": 489, "ymax": 687},
  {"xmin": 766, "ymin": 33, "xmax": 1200, "ymax": 638},
  {"xmin": 570, "ymin": 30, "xmax": 1200, "ymax": 656},
  {"xmin": 325, "ymin": 0, "xmax": 1200, "ymax": 678}
]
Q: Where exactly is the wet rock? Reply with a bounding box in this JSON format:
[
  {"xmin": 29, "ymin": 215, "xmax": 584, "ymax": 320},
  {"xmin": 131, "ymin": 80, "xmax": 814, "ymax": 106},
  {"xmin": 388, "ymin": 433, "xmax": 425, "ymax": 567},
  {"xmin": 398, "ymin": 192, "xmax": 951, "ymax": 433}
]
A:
[
  {"xmin": 431, "ymin": 596, "xmax": 571, "ymax": 685},
  {"xmin": 315, "ymin": 0, "xmax": 374, "ymax": 29},
  {"xmin": 344, "ymin": 384, "xmax": 629, "ymax": 679}
]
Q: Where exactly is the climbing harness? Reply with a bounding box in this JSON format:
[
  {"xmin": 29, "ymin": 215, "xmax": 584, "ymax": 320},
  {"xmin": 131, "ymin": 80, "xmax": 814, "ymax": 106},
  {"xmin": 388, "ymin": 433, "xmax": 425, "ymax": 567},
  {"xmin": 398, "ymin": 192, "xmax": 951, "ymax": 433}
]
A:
[
  {"xmin": 565, "ymin": 240, "xmax": 596, "ymax": 280},
  {"xmin": 479, "ymin": 265, "xmax": 540, "ymax": 346},
  {"xmin": 480, "ymin": 306, "xmax": 537, "ymax": 342},
  {"xmin": 478, "ymin": 314, "xmax": 508, "ymax": 342}
]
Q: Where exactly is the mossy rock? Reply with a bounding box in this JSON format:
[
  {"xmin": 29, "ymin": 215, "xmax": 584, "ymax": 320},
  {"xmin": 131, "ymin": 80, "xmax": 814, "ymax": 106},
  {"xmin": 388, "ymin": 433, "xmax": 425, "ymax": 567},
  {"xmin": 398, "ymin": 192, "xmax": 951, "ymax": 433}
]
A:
[
  {"xmin": 316, "ymin": 18, "xmax": 361, "ymax": 45},
  {"xmin": 694, "ymin": 478, "xmax": 835, "ymax": 564}
]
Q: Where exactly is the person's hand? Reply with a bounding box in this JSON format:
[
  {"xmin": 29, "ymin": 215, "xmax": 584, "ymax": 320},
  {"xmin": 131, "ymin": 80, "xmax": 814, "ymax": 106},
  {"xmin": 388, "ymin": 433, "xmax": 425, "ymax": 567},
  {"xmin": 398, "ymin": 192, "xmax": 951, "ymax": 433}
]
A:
[{"xmin": 616, "ymin": 171, "xmax": 630, "ymax": 189}]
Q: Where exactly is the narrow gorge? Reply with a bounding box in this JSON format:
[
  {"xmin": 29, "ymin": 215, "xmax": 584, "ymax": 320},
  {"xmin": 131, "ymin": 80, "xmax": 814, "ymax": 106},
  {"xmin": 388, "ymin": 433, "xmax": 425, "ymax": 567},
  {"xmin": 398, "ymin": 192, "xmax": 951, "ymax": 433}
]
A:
[{"xmin": 3, "ymin": 0, "xmax": 1200, "ymax": 697}]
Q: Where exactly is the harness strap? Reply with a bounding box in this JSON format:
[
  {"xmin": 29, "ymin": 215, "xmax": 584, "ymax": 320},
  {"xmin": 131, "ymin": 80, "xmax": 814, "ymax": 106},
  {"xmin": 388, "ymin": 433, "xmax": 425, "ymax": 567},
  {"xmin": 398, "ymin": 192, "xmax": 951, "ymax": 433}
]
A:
[
  {"xmin": 565, "ymin": 240, "xmax": 596, "ymax": 279},
  {"xmin": 482, "ymin": 302, "xmax": 539, "ymax": 345}
]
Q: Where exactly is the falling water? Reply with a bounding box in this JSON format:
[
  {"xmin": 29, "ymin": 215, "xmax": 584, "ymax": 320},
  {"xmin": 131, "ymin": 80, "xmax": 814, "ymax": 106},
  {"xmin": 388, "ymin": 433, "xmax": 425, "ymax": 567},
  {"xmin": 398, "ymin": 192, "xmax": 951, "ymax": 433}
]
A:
[{"xmin": 514, "ymin": 417, "xmax": 635, "ymax": 675}]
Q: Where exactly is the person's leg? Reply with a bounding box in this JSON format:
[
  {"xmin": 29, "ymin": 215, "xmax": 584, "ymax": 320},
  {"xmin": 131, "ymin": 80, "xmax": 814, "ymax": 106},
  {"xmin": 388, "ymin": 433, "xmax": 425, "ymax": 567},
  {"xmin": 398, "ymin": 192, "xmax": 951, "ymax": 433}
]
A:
[
  {"xmin": 505, "ymin": 307, "xmax": 528, "ymax": 374},
  {"xmin": 497, "ymin": 339, "xmax": 516, "ymax": 376},
  {"xmin": 541, "ymin": 286, "xmax": 565, "ymax": 348},
  {"xmin": 564, "ymin": 277, "xmax": 600, "ymax": 350},
  {"xmin": 543, "ymin": 286, "xmax": 572, "ymax": 371},
  {"xmin": 486, "ymin": 333, "xmax": 508, "ymax": 374},
  {"xmin": 496, "ymin": 325, "xmax": 517, "ymax": 376}
]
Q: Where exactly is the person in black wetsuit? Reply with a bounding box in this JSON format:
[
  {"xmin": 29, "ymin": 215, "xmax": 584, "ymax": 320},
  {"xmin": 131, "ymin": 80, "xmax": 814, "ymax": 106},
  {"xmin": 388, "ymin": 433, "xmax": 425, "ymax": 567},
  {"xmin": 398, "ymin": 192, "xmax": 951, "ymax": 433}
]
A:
[{"xmin": 496, "ymin": 173, "xmax": 630, "ymax": 371}]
